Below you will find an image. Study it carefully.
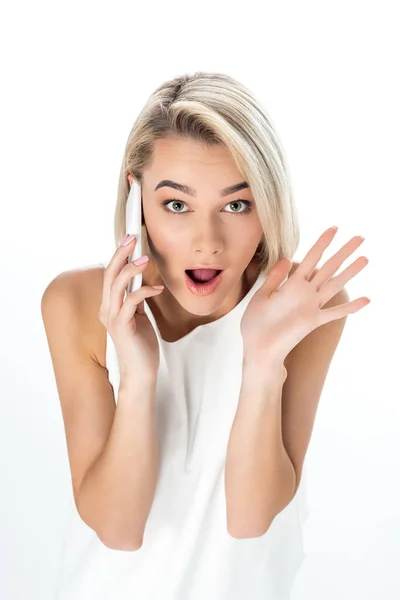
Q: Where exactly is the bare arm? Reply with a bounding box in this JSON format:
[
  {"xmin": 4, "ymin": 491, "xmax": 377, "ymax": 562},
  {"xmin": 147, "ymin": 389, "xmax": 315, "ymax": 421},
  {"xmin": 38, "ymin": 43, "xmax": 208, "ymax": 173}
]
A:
[
  {"xmin": 225, "ymin": 362, "xmax": 295, "ymax": 539},
  {"xmin": 41, "ymin": 270, "xmax": 159, "ymax": 551},
  {"xmin": 225, "ymin": 286, "xmax": 349, "ymax": 539},
  {"xmin": 76, "ymin": 379, "xmax": 159, "ymax": 551}
]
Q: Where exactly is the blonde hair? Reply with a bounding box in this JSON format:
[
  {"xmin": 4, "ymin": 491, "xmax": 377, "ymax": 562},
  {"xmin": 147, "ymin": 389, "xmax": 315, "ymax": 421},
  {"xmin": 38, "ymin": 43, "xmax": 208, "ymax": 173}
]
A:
[{"xmin": 114, "ymin": 71, "xmax": 300, "ymax": 277}]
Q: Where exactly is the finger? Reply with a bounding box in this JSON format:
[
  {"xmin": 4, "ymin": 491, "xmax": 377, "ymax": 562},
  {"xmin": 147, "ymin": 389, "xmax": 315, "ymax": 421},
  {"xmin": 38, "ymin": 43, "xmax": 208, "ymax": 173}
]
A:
[
  {"xmin": 312, "ymin": 236, "xmax": 365, "ymax": 288},
  {"xmin": 260, "ymin": 258, "xmax": 292, "ymax": 295},
  {"xmin": 118, "ymin": 285, "xmax": 164, "ymax": 324},
  {"xmin": 102, "ymin": 236, "xmax": 137, "ymax": 307},
  {"xmin": 318, "ymin": 256, "xmax": 369, "ymax": 305},
  {"xmin": 296, "ymin": 227, "xmax": 338, "ymax": 280},
  {"xmin": 318, "ymin": 296, "xmax": 371, "ymax": 325},
  {"xmin": 109, "ymin": 260, "xmax": 149, "ymax": 321}
]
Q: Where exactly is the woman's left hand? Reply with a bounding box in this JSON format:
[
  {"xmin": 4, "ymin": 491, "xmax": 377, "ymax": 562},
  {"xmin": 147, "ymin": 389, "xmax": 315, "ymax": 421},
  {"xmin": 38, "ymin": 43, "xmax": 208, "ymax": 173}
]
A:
[{"xmin": 240, "ymin": 226, "xmax": 370, "ymax": 366}]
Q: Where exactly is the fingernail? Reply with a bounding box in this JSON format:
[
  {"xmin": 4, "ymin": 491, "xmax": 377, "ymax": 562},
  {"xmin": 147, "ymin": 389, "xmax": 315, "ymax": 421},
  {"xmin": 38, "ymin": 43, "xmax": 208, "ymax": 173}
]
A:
[
  {"xmin": 152, "ymin": 285, "xmax": 164, "ymax": 290},
  {"xmin": 133, "ymin": 255, "xmax": 149, "ymax": 265},
  {"xmin": 121, "ymin": 234, "xmax": 135, "ymax": 246}
]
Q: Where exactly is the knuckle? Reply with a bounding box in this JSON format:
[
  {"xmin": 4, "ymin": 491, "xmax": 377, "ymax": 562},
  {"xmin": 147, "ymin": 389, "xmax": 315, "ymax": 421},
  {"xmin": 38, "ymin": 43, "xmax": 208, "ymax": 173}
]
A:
[{"xmin": 126, "ymin": 289, "xmax": 141, "ymax": 301}]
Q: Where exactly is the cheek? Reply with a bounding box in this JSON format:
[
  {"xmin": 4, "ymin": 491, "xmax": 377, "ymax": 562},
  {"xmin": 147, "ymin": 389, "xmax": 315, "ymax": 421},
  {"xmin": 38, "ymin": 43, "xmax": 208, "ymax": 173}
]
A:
[
  {"xmin": 145, "ymin": 227, "xmax": 182, "ymax": 264},
  {"xmin": 150, "ymin": 229, "xmax": 179, "ymax": 250},
  {"xmin": 227, "ymin": 221, "xmax": 262, "ymax": 248}
]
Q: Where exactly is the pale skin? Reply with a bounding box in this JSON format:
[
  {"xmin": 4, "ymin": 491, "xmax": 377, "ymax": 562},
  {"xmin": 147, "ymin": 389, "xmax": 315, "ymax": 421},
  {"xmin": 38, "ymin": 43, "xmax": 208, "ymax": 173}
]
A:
[
  {"xmin": 42, "ymin": 135, "xmax": 370, "ymax": 542},
  {"xmin": 128, "ymin": 137, "xmax": 370, "ymax": 537},
  {"xmin": 127, "ymin": 136, "xmax": 264, "ymax": 342},
  {"xmin": 225, "ymin": 228, "xmax": 369, "ymax": 537}
]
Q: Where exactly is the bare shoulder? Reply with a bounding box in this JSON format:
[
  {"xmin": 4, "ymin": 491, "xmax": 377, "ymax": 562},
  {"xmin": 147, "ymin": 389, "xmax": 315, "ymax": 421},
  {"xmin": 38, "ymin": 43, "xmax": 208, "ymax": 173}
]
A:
[
  {"xmin": 41, "ymin": 265, "xmax": 107, "ymax": 369},
  {"xmin": 41, "ymin": 266, "xmax": 120, "ymax": 515}
]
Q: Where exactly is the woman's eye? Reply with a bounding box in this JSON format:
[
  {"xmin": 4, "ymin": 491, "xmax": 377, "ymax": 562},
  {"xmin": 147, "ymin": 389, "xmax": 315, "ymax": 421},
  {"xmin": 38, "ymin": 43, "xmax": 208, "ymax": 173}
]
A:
[
  {"xmin": 162, "ymin": 199, "xmax": 189, "ymax": 213},
  {"xmin": 224, "ymin": 200, "xmax": 252, "ymax": 213},
  {"xmin": 161, "ymin": 199, "xmax": 252, "ymax": 215}
]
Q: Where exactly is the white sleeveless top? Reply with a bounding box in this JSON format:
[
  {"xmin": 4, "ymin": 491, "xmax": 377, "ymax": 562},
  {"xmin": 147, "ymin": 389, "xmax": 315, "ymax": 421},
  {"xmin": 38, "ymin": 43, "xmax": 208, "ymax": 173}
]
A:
[{"xmin": 54, "ymin": 266, "xmax": 310, "ymax": 600}]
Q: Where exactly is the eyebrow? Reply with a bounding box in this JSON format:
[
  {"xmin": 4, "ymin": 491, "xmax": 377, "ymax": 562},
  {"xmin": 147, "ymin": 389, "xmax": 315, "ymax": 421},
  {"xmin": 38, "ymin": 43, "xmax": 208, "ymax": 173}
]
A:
[{"xmin": 153, "ymin": 179, "xmax": 249, "ymax": 198}]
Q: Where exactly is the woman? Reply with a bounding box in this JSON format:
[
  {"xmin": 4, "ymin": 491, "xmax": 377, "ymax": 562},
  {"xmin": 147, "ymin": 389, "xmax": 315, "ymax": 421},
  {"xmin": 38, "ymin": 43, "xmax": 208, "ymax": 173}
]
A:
[{"xmin": 41, "ymin": 71, "xmax": 369, "ymax": 599}]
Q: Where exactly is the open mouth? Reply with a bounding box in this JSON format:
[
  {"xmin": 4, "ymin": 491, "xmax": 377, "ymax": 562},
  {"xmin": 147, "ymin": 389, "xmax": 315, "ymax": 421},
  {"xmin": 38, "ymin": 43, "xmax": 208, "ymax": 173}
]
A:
[
  {"xmin": 185, "ymin": 269, "xmax": 223, "ymax": 283},
  {"xmin": 184, "ymin": 269, "xmax": 225, "ymax": 296}
]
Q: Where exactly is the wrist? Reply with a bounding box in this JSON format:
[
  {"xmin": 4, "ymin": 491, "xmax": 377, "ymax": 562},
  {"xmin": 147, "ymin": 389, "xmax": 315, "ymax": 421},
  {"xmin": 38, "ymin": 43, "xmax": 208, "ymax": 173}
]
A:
[
  {"xmin": 118, "ymin": 374, "xmax": 157, "ymax": 395},
  {"xmin": 242, "ymin": 354, "xmax": 287, "ymax": 383}
]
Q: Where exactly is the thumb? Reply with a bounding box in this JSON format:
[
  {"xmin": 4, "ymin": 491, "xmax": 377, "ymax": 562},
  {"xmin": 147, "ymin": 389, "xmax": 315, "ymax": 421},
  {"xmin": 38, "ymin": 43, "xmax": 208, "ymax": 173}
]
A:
[{"xmin": 263, "ymin": 258, "xmax": 293, "ymax": 294}]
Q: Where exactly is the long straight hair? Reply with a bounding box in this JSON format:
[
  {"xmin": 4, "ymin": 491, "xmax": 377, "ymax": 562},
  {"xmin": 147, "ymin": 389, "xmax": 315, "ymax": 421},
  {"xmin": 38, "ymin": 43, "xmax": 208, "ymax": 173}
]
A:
[{"xmin": 114, "ymin": 71, "xmax": 300, "ymax": 277}]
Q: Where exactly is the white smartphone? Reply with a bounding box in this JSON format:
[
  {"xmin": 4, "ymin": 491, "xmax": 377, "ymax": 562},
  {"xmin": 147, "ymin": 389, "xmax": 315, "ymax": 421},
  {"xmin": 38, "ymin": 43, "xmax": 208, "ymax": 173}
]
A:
[{"xmin": 125, "ymin": 178, "xmax": 143, "ymax": 294}]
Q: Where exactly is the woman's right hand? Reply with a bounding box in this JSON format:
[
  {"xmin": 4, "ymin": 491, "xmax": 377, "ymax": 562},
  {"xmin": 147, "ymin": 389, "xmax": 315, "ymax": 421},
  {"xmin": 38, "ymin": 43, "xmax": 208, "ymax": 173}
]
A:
[{"xmin": 98, "ymin": 235, "xmax": 164, "ymax": 387}]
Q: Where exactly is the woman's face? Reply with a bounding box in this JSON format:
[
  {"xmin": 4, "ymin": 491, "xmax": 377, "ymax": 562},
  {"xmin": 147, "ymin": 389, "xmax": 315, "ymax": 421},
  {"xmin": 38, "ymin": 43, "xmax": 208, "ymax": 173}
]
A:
[{"xmin": 128, "ymin": 136, "xmax": 263, "ymax": 325}]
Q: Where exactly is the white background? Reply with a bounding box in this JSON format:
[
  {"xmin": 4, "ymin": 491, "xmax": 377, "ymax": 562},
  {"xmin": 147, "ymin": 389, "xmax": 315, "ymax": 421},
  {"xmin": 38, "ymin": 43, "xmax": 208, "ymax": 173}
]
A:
[{"xmin": 1, "ymin": 1, "xmax": 398, "ymax": 598}]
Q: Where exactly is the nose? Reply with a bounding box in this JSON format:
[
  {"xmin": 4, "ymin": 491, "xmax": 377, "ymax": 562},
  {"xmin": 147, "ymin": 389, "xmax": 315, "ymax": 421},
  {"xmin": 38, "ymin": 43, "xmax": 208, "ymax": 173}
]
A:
[{"xmin": 191, "ymin": 221, "xmax": 224, "ymax": 255}]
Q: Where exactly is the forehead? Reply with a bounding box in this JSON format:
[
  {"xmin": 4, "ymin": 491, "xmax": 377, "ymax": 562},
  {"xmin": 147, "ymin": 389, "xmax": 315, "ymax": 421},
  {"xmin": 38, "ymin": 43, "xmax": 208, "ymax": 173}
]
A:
[{"xmin": 148, "ymin": 136, "xmax": 238, "ymax": 169}]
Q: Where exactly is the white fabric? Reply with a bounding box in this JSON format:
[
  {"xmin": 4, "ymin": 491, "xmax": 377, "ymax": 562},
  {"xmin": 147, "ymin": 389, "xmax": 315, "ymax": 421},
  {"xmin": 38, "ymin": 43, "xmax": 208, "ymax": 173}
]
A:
[{"xmin": 54, "ymin": 267, "xmax": 310, "ymax": 599}]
